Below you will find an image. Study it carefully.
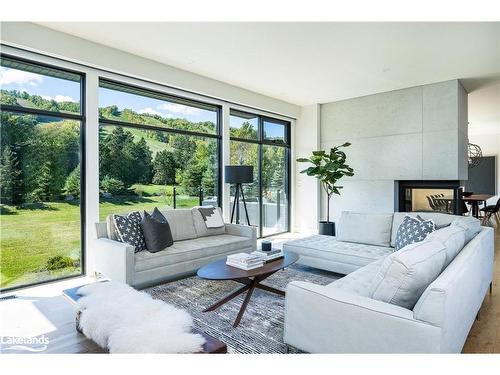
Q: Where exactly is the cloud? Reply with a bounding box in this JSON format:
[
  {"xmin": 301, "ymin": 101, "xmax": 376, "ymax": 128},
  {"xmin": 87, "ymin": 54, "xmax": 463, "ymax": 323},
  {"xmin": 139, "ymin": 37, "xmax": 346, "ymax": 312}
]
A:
[
  {"xmin": 0, "ymin": 67, "xmax": 43, "ymax": 87},
  {"xmin": 157, "ymin": 103, "xmax": 201, "ymax": 116},
  {"xmin": 41, "ymin": 95, "xmax": 76, "ymax": 103},
  {"xmin": 138, "ymin": 107, "xmax": 163, "ymax": 116}
]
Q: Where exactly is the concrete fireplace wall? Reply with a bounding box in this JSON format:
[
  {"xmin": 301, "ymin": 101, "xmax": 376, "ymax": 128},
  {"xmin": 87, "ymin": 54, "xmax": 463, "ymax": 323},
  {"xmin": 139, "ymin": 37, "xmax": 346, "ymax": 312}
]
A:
[{"xmin": 319, "ymin": 80, "xmax": 468, "ymax": 223}]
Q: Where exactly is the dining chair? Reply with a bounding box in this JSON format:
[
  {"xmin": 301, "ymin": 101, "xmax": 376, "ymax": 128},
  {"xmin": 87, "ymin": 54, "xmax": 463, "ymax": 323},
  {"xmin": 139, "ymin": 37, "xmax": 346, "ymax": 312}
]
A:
[
  {"xmin": 427, "ymin": 196, "xmax": 438, "ymax": 211},
  {"xmin": 480, "ymin": 198, "xmax": 500, "ymax": 226}
]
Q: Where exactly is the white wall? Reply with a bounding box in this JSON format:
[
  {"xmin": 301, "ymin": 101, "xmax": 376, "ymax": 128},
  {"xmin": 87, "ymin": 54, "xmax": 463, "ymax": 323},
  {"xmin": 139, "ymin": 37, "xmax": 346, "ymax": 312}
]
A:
[
  {"xmin": 320, "ymin": 80, "xmax": 468, "ymax": 223},
  {"xmin": 294, "ymin": 104, "xmax": 321, "ymax": 233}
]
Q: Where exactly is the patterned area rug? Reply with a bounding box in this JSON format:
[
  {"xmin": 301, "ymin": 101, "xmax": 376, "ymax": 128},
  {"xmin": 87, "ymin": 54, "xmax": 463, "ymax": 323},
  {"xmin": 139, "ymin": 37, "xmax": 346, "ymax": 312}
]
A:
[{"xmin": 145, "ymin": 264, "xmax": 340, "ymax": 353}]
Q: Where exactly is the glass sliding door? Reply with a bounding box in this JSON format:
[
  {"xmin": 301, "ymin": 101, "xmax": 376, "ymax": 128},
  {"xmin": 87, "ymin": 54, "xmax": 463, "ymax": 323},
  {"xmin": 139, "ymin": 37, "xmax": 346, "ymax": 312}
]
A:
[
  {"xmin": 0, "ymin": 56, "xmax": 85, "ymax": 291},
  {"xmin": 229, "ymin": 140, "xmax": 260, "ymax": 235},
  {"xmin": 262, "ymin": 144, "xmax": 289, "ymax": 236},
  {"xmin": 229, "ymin": 110, "xmax": 290, "ymax": 237},
  {"xmin": 98, "ymin": 79, "xmax": 221, "ymax": 220}
]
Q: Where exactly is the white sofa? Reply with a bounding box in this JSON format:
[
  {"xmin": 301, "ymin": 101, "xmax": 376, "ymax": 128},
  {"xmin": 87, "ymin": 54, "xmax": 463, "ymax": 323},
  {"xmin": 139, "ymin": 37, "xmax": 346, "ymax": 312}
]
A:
[
  {"xmin": 283, "ymin": 211, "xmax": 494, "ymax": 353},
  {"xmin": 92, "ymin": 208, "xmax": 257, "ymax": 289}
]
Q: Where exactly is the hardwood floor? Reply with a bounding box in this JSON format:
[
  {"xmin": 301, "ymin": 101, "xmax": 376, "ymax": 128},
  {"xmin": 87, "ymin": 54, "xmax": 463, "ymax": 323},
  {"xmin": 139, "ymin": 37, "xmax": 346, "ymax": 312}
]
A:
[
  {"xmin": 462, "ymin": 229, "xmax": 500, "ymax": 353},
  {"xmin": 0, "ymin": 232, "xmax": 499, "ymax": 354}
]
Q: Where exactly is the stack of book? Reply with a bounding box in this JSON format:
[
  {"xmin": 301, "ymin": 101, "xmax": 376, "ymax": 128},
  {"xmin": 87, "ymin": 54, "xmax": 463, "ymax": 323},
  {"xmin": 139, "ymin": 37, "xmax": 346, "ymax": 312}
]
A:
[
  {"xmin": 226, "ymin": 253, "xmax": 264, "ymax": 270},
  {"xmin": 251, "ymin": 249, "xmax": 284, "ymax": 262}
]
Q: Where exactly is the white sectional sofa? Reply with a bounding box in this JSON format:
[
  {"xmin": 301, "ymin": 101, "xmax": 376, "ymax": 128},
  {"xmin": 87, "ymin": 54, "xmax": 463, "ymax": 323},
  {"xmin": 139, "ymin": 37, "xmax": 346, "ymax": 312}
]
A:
[
  {"xmin": 92, "ymin": 208, "xmax": 257, "ymax": 288},
  {"xmin": 283, "ymin": 211, "xmax": 494, "ymax": 353}
]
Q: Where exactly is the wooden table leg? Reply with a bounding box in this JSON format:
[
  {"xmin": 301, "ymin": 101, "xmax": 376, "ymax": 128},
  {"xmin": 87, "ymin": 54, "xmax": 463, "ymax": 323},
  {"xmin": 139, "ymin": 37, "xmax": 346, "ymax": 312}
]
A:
[
  {"xmin": 202, "ymin": 269, "xmax": 286, "ymax": 327},
  {"xmin": 472, "ymin": 202, "xmax": 479, "ymax": 218},
  {"xmin": 255, "ymin": 283, "xmax": 285, "ymax": 296},
  {"xmin": 203, "ymin": 284, "xmax": 251, "ymax": 312},
  {"xmin": 233, "ymin": 281, "xmax": 257, "ymax": 327}
]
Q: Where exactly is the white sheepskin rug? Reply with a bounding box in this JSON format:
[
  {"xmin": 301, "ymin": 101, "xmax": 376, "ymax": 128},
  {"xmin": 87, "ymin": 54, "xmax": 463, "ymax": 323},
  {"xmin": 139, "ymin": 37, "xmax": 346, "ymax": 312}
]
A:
[{"xmin": 76, "ymin": 282, "xmax": 205, "ymax": 353}]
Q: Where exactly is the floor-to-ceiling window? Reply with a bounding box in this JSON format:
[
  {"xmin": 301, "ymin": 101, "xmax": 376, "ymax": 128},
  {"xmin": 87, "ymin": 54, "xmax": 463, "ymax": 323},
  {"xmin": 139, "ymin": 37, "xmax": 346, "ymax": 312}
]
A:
[
  {"xmin": 0, "ymin": 56, "xmax": 85, "ymax": 291},
  {"xmin": 98, "ymin": 79, "xmax": 221, "ymax": 220},
  {"xmin": 229, "ymin": 110, "xmax": 290, "ymax": 237}
]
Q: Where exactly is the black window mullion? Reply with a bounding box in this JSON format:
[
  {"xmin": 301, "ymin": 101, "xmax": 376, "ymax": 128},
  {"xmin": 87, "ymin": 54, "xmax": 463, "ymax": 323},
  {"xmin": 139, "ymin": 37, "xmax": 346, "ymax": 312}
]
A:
[
  {"xmin": 99, "ymin": 118, "xmax": 221, "ymax": 140},
  {"xmin": 0, "ymin": 104, "xmax": 84, "ymax": 122},
  {"xmin": 258, "ymin": 116, "xmax": 264, "ymax": 238}
]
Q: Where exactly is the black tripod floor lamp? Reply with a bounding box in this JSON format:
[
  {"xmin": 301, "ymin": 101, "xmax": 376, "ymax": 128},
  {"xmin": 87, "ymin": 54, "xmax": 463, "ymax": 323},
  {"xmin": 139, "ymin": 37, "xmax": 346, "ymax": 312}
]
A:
[{"xmin": 225, "ymin": 165, "xmax": 254, "ymax": 225}]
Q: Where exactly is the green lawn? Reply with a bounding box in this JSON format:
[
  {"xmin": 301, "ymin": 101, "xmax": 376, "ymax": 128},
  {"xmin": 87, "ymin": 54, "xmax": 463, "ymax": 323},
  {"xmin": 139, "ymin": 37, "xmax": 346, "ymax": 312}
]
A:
[{"xmin": 0, "ymin": 184, "xmax": 198, "ymax": 290}]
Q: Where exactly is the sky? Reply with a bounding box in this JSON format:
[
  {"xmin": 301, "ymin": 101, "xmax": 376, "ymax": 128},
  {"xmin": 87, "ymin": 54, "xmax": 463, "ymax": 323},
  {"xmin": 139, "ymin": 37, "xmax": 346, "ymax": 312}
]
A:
[
  {"xmin": 0, "ymin": 66, "xmax": 80, "ymax": 103},
  {"xmin": 1, "ymin": 66, "xmax": 285, "ymax": 137}
]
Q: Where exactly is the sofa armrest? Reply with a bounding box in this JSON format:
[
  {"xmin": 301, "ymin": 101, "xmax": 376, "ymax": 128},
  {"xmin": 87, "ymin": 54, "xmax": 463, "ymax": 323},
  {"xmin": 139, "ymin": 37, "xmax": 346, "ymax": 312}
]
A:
[
  {"xmin": 284, "ymin": 281, "xmax": 442, "ymax": 353},
  {"xmin": 91, "ymin": 238, "xmax": 135, "ymax": 285},
  {"xmin": 225, "ymin": 224, "xmax": 257, "ymax": 247}
]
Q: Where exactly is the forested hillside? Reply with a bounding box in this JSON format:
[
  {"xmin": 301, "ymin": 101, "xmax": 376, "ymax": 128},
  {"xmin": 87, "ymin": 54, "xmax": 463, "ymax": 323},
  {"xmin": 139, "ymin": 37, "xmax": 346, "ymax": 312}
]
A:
[{"xmin": 0, "ymin": 89, "xmax": 219, "ymax": 204}]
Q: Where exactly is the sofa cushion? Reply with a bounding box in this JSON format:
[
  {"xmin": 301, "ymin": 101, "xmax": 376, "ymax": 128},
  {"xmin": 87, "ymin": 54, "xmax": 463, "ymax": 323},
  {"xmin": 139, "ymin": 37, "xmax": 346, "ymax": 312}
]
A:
[
  {"xmin": 391, "ymin": 212, "xmax": 480, "ymax": 247},
  {"xmin": 191, "ymin": 208, "xmax": 225, "ymax": 237},
  {"xmin": 327, "ymin": 258, "xmax": 385, "ymax": 297},
  {"xmin": 394, "ymin": 215, "xmax": 435, "ymax": 251},
  {"xmin": 284, "ymin": 235, "xmax": 393, "ymax": 270},
  {"xmin": 425, "ymin": 224, "xmax": 466, "ymax": 269},
  {"xmin": 134, "ymin": 234, "xmax": 253, "ymax": 272},
  {"xmin": 160, "ymin": 209, "xmax": 197, "ymax": 241},
  {"xmin": 369, "ymin": 239, "xmax": 446, "ymax": 309},
  {"xmin": 337, "ymin": 211, "xmax": 393, "ymax": 247},
  {"xmin": 451, "ymin": 216, "xmax": 481, "ymax": 243}
]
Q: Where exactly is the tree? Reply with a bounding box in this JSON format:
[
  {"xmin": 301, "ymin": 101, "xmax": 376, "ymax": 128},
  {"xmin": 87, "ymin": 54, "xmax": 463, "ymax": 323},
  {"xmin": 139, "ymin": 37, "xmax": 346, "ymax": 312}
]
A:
[
  {"xmin": 32, "ymin": 161, "xmax": 53, "ymax": 201},
  {"xmin": 152, "ymin": 150, "xmax": 176, "ymax": 185},
  {"xmin": 131, "ymin": 137, "xmax": 152, "ymax": 184},
  {"xmin": 99, "ymin": 126, "xmax": 137, "ymax": 186},
  {"xmin": 171, "ymin": 134, "xmax": 196, "ymax": 170},
  {"xmin": 63, "ymin": 164, "xmax": 80, "ymax": 198},
  {"xmin": 100, "ymin": 176, "xmax": 127, "ymax": 195},
  {"xmin": 0, "ymin": 146, "xmax": 22, "ymax": 205}
]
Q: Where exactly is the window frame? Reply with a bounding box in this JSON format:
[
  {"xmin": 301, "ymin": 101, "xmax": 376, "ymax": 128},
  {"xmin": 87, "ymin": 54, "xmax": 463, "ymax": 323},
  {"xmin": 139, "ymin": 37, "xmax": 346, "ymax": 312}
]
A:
[
  {"xmin": 98, "ymin": 78, "xmax": 223, "ymax": 209},
  {"xmin": 229, "ymin": 109, "xmax": 291, "ymax": 238},
  {"xmin": 0, "ymin": 53, "xmax": 87, "ymax": 292}
]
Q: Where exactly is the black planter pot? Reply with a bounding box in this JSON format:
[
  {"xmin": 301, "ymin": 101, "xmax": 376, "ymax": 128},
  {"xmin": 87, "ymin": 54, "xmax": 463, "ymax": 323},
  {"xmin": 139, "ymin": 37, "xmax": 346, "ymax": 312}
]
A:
[{"xmin": 319, "ymin": 221, "xmax": 335, "ymax": 236}]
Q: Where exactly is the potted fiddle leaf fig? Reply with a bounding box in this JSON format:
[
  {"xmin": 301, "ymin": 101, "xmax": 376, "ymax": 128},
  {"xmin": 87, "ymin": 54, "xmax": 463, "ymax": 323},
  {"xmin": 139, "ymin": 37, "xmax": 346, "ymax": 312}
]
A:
[{"xmin": 297, "ymin": 142, "xmax": 354, "ymax": 235}]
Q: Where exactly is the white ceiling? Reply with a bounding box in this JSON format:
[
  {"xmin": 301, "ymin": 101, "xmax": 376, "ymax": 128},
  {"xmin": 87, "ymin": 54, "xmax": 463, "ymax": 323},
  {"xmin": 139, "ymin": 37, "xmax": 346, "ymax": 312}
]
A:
[{"xmin": 38, "ymin": 22, "xmax": 500, "ymax": 131}]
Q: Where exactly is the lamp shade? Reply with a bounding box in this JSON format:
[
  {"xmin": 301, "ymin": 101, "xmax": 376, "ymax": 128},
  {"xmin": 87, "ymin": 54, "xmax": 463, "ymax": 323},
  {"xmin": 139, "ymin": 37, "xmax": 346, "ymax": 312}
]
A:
[{"xmin": 225, "ymin": 165, "xmax": 254, "ymax": 184}]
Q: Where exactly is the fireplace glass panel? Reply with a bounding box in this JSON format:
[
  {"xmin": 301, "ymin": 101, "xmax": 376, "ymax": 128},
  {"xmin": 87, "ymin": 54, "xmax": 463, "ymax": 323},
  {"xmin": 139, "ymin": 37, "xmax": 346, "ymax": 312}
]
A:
[{"xmin": 407, "ymin": 188, "xmax": 456, "ymax": 213}]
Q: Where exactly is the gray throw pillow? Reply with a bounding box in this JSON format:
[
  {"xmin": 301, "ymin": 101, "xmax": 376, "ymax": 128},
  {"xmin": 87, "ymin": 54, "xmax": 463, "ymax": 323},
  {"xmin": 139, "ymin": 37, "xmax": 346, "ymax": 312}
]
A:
[
  {"xmin": 113, "ymin": 211, "xmax": 147, "ymax": 252},
  {"xmin": 394, "ymin": 215, "xmax": 435, "ymax": 250},
  {"xmin": 140, "ymin": 208, "xmax": 173, "ymax": 253}
]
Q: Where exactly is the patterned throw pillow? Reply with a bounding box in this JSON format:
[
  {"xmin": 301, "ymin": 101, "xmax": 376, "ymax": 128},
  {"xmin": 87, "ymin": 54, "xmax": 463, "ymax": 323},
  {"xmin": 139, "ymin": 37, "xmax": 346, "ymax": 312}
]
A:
[
  {"xmin": 394, "ymin": 215, "xmax": 436, "ymax": 251},
  {"xmin": 113, "ymin": 211, "xmax": 147, "ymax": 252},
  {"xmin": 197, "ymin": 206, "xmax": 225, "ymax": 228}
]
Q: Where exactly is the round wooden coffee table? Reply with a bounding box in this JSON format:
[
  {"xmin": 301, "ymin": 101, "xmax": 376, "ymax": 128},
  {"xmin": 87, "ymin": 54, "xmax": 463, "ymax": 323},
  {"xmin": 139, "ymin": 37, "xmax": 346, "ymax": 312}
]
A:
[{"xmin": 197, "ymin": 251, "xmax": 299, "ymax": 327}]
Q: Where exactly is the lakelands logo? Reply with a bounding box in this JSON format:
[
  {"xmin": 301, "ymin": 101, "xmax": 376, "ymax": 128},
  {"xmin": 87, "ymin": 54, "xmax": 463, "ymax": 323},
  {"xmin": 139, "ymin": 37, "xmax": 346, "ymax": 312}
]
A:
[{"xmin": 1, "ymin": 335, "xmax": 49, "ymax": 352}]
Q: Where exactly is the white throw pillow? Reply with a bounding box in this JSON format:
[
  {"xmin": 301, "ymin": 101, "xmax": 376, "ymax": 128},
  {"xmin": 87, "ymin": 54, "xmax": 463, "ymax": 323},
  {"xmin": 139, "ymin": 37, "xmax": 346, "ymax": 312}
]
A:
[
  {"xmin": 425, "ymin": 224, "xmax": 466, "ymax": 270},
  {"xmin": 369, "ymin": 239, "xmax": 446, "ymax": 309},
  {"xmin": 337, "ymin": 211, "xmax": 393, "ymax": 247}
]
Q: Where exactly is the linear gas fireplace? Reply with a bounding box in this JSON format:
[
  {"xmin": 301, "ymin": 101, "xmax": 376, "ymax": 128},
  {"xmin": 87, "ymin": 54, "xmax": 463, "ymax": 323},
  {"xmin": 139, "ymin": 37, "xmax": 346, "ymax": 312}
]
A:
[{"xmin": 396, "ymin": 180, "xmax": 463, "ymax": 215}]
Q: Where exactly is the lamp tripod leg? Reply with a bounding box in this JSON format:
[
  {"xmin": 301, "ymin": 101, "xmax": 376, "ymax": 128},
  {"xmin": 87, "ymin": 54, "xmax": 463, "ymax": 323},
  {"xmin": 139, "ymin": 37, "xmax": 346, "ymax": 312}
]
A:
[
  {"xmin": 231, "ymin": 184, "xmax": 238, "ymax": 224},
  {"xmin": 240, "ymin": 185, "xmax": 251, "ymax": 226},
  {"xmin": 235, "ymin": 183, "xmax": 240, "ymax": 224}
]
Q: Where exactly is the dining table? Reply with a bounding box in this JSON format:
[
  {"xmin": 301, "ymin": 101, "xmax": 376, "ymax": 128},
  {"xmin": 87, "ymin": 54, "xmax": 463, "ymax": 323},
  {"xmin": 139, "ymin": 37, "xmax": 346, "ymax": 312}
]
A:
[
  {"xmin": 462, "ymin": 194, "xmax": 494, "ymax": 218},
  {"xmin": 440, "ymin": 194, "xmax": 494, "ymax": 218}
]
